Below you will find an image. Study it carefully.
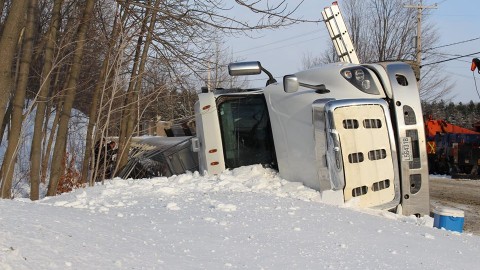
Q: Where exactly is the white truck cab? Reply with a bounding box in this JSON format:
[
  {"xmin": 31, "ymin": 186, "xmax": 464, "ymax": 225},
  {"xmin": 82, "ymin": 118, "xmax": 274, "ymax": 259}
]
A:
[{"xmin": 194, "ymin": 61, "xmax": 430, "ymax": 216}]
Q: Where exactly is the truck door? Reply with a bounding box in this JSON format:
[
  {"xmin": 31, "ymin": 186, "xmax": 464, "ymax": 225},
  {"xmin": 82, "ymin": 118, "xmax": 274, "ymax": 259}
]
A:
[{"xmin": 216, "ymin": 94, "xmax": 277, "ymax": 170}]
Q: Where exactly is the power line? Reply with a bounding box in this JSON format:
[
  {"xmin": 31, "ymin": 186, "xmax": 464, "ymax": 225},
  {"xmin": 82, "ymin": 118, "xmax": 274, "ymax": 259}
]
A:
[
  {"xmin": 235, "ymin": 35, "xmax": 325, "ymax": 58},
  {"xmin": 423, "ymin": 51, "xmax": 473, "ymax": 63},
  {"xmin": 423, "ymin": 36, "xmax": 480, "ymax": 52},
  {"xmin": 447, "ymin": 71, "xmax": 475, "ymax": 79},
  {"xmin": 421, "ymin": 51, "xmax": 480, "ymax": 67},
  {"xmin": 232, "ymin": 29, "xmax": 324, "ymax": 55},
  {"xmin": 472, "ymin": 72, "xmax": 480, "ymax": 100}
]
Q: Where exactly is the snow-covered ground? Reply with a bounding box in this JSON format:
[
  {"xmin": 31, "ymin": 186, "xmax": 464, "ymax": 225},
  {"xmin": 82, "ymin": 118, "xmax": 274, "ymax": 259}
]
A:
[{"xmin": 1, "ymin": 165, "xmax": 479, "ymax": 269}]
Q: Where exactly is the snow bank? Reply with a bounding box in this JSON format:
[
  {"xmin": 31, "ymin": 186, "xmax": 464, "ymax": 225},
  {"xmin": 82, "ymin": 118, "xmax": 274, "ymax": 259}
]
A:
[{"xmin": 1, "ymin": 165, "xmax": 479, "ymax": 269}]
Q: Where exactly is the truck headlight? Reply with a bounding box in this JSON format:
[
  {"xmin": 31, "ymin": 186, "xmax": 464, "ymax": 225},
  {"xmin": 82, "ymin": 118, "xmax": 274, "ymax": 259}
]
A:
[
  {"xmin": 362, "ymin": 79, "xmax": 371, "ymax": 90},
  {"xmin": 354, "ymin": 69, "xmax": 364, "ymax": 81},
  {"xmin": 341, "ymin": 67, "xmax": 379, "ymax": 95},
  {"xmin": 343, "ymin": 70, "xmax": 352, "ymax": 79}
]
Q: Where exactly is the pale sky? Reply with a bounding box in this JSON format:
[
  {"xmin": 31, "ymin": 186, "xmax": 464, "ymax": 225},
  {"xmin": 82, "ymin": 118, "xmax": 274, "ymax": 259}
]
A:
[{"xmin": 226, "ymin": 0, "xmax": 480, "ymax": 103}]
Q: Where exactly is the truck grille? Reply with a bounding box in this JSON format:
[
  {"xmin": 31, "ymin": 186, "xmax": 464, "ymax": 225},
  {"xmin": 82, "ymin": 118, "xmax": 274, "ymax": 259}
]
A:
[{"xmin": 332, "ymin": 104, "xmax": 396, "ymax": 207}]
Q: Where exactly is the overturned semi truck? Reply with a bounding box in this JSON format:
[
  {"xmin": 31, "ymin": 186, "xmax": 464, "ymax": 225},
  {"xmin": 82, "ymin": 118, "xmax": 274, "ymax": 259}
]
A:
[
  {"xmin": 119, "ymin": 2, "xmax": 429, "ymax": 216},
  {"xmin": 193, "ymin": 61, "xmax": 429, "ymax": 216},
  {"xmin": 120, "ymin": 60, "xmax": 430, "ymax": 217}
]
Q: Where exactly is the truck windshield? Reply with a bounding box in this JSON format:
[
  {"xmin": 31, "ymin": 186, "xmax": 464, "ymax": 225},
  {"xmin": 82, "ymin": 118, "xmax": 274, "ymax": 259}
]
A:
[{"xmin": 217, "ymin": 94, "xmax": 276, "ymax": 169}]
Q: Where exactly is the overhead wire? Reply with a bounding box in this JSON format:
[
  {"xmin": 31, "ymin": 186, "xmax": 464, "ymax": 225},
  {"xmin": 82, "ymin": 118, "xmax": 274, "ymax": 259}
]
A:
[
  {"xmin": 195, "ymin": 27, "xmax": 329, "ymax": 87},
  {"xmin": 422, "ymin": 51, "xmax": 473, "ymax": 63},
  {"xmin": 235, "ymin": 35, "xmax": 326, "ymax": 58},
  {"xmin": 423, "ymin": 36, "xmax": 480, "ymax": 52},
  {"xmin": 232, "ymin": 29, "xmax": 324, "ymax": 55},
  {"xmin": 446, "ymin": 71, "xmax": 475, "ymax": 79},
  {"xmin": 421, "ymin": 51, "xmax": 480, "ymax": 67},
  {"xmin": 420, "ymin": 34, "xmax": 480, "ymax": 67},
  {"xmin": 473, "ymin": 72, "xmax": 480, "ymax": 100},
  {"xmin": 225, "ymin": 1, "xmax": 476, "ymax": 84}
]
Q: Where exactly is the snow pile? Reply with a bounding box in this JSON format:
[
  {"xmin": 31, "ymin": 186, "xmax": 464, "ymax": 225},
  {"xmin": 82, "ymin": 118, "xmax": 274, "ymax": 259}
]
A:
[{"xmin": 1, "ymin": 165, "xmax": 479, "ymax": 269}]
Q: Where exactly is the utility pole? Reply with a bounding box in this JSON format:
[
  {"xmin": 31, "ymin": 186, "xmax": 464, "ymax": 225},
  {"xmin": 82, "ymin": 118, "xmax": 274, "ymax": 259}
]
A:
[{"xmin": 405, "ymin": 0, "xmax": 437, "ymax": 81}]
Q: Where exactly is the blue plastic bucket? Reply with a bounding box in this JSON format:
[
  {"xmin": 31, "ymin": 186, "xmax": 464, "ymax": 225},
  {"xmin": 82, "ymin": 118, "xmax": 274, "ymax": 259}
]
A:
[{"xmin": 433, "ymin": 206, "xmax": 464, "ymax": 233}]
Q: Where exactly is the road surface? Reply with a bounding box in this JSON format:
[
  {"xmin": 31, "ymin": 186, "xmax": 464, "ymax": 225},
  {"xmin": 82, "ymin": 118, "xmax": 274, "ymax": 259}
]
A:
[{"xmin": 429, "ymin": 175, "xmax": 480, "ymax": 235}]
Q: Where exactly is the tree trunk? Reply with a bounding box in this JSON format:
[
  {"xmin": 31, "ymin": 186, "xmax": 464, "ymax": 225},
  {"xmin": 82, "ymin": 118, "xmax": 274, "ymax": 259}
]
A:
[
  {"xmin": 81, "ymin": 3, "xmax": 128, "ymax": 185},
  {"xmin": 116, "ymin": 4, "xmax": 151, "ymax": 173},
  {"xmin": 0, "ymin": 0, "xmax": 28, "ymax": 144},
  {"xmin": 0, "ymin": 102, "xmax": 12, "ymax": 141},
  {"xmin": 30, "ymin": 0, "xmax": 63, "ymax": 200},
  {"xmin": 47, "ymin": 0, "xmax": 95, "ymax": 196},
  {"xmin": 0, "ymin": 0, "xmax": 6, "ymax": 35},
  {"xmin": 0, "ymin": 0, "xmax": 5, "ymax": 17},
  {"xmin": 82, "ymin": 62, "xmax": 106, "ymax": 185},
  {"xmin": 119, "ymin": 0, "xmax": 159, "ymax": 174},
  {"xmin": 0, "ymin": 0, "xmax": 37, "ymax": 199},
  {"xmin": 41, "ymin": 104, "xmax": 59, "ymax": 184}
]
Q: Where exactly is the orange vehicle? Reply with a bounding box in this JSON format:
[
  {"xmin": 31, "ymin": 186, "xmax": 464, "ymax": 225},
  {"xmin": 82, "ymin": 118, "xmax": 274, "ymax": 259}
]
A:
[
  {"xmin": 425, "ymin": 116, "xmax": 480, "ymax": 177},
  {"xmin": 471, "ymin": 58, "xmax": 480, "ymax": 73}
]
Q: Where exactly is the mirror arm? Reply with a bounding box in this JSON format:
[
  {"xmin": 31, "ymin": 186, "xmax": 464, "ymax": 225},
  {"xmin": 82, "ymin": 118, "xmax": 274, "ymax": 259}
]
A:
[
  {"xmin": 299, "ymin": 83, "xmax": 330, "ymax": 93},
  {"xmin": 261, "ymin": 67, "xmax": 277, "ymax": 86}
]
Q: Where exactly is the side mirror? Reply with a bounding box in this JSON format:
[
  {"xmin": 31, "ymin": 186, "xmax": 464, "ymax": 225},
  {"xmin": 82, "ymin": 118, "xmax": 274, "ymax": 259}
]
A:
[
  {"xmin": 283, "ymin": 75, "xmax": 299, "ymax": 93},
  {"xmin": 228, "ymin": 61, "xmax": 262, "ymax": 76}
]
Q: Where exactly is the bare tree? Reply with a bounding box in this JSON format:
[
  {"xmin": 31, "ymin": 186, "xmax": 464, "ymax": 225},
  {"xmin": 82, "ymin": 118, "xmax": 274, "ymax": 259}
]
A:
[
  {"xmin": 80, "ymin": 2, "xmax": 128, "ymax": 185},
  {"xmin": 0, "ymin": 0, "xmax": 37, "ymax": 199},
  {"xmin": 202, "ymin": 37, "xmax": 250, "ymax": 90},
  {"xmin": 115, "ymin": 1, "xmax": 154, "ymax": 175},
  {"xmin": 47, "ymin": 0, "xmax": 95, "ymax": 196},
  {"xmin": 29, "ymin": 0, "xmax": 63, "ymax": 200},
  {"xmin": 0, "ymin": 0, "xmax": 28, "ymax": 144},
  {"xmin": 0, "ymin": 0, "xmax": 315, "ymax": 197},
  {"xmin": 110, "ymin": 0, "xmax": 312, "ymax": 176}
]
